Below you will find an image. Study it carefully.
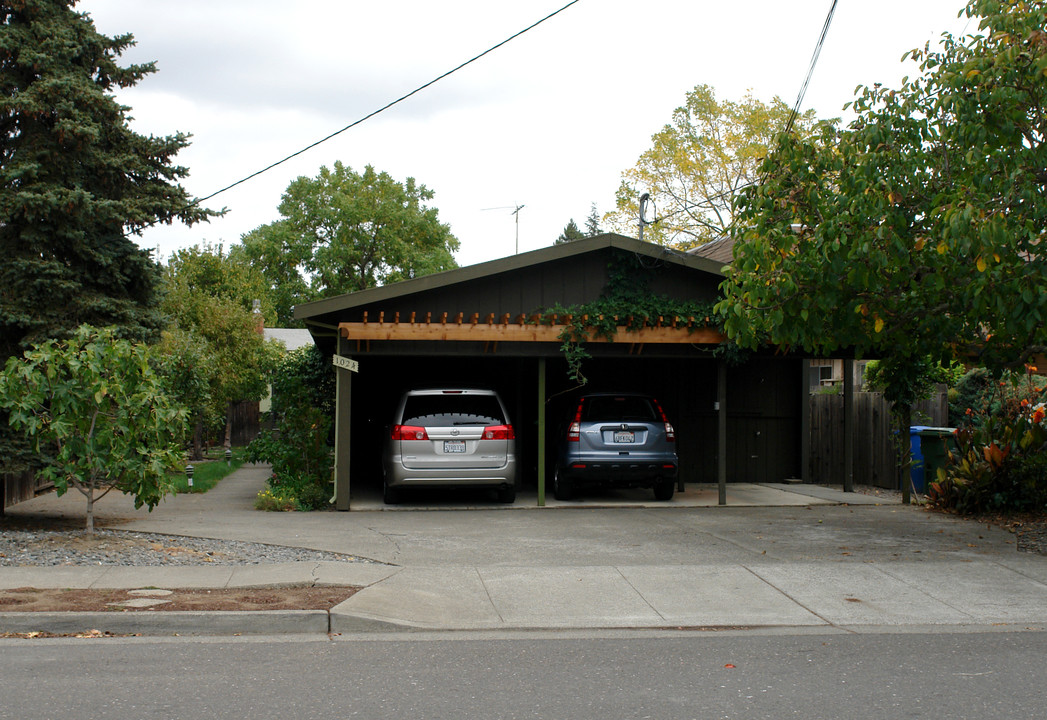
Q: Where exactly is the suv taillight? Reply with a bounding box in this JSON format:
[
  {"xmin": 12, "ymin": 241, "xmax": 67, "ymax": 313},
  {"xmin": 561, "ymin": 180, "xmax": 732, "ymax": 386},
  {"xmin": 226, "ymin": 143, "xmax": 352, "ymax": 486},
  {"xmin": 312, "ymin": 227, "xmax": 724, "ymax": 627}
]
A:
[
  {"xmin": 482, "ymin": 425, "xmax": 515, "ymax": 440},
  {"xmin": 567, "ymin": 421, "xmax": 581, "ymax": 442},
  {"xmin": 652, "ymin": 398, "xmax": 675, "ymax": 442},
  {"xmin": 568, "ymin": 400, "xmax": 584, "ymax": 442},
  {"xmin": 391, "ymin": 425, "xmax": 428, "ymax": 441}
]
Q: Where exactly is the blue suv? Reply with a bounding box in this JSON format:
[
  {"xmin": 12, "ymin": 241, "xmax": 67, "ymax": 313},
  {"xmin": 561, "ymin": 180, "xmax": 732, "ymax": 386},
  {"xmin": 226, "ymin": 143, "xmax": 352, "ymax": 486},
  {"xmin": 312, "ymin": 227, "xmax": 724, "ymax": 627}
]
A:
[{"xmin": 553, "ymin": 393, "xmax": 678, "ymax": 501}]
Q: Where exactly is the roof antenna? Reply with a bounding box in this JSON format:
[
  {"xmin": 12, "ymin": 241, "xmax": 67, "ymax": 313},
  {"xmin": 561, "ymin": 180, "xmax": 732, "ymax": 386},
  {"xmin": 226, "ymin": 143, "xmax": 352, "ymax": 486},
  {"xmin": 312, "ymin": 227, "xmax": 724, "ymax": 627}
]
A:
[
  {"xmin": 482, "ymin": 203, "xmax": 526, "ymax": 254},
  {"xmin": 638, "ymin": 193, "xmax": 656, "ymax": 242}
]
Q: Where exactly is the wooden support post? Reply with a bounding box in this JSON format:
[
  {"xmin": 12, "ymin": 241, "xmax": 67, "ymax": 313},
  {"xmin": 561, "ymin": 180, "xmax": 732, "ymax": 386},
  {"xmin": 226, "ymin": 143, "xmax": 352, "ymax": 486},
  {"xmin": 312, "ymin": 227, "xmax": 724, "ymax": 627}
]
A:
[
  {"xmin": 718, "ymin": 359, "xmax": 727, "ymax": 506},
  {"xmin": 333, "ymin": 335, "xmax": 352, "ymax": 511},
  {"xmin": 843, "ymin": 358, "xmax": 855, "ymax": 493},
  {"xmin": 801, "ymin": 360, "xmax": 812, "ymax": 483},
  {"xmin": 537, "ymin": 358, "xmax": 547, "ymax": 507}
]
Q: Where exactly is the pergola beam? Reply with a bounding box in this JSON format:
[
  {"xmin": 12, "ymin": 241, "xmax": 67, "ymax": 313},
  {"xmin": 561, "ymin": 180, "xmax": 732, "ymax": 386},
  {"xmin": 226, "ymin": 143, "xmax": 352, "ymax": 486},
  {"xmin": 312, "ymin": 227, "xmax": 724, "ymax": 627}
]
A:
[{"xmin": 338, "ymin": 318, "xmax": 725, "ymax": 345}]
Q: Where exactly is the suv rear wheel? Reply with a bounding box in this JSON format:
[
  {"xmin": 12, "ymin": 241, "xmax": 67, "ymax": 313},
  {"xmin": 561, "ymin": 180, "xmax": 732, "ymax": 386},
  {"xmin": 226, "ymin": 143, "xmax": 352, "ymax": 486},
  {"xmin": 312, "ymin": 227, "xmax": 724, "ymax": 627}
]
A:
[
  {"xmin": 653, "ymin": 478, "xmax": 675, "ymax": 501},
  {"xmin": 553, "ymin": 467, "xmax": 574, "ymax": 501}
]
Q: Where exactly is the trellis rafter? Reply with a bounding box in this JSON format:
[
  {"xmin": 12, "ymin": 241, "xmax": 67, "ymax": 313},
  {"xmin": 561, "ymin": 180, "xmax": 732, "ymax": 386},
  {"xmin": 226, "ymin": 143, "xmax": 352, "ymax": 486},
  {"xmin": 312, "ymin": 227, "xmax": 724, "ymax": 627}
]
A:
[{"xmin": 338, "ymin": 311, "xmax": 726, "ymax": 346}]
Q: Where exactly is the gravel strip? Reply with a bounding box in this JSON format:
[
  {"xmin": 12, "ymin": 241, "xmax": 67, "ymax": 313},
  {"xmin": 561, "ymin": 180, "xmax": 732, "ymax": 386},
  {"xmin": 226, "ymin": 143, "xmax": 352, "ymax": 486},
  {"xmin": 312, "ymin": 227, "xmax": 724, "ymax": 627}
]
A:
[{"xmin": 0, "ymin": 529, "xmax": 382, "ymax": 567}]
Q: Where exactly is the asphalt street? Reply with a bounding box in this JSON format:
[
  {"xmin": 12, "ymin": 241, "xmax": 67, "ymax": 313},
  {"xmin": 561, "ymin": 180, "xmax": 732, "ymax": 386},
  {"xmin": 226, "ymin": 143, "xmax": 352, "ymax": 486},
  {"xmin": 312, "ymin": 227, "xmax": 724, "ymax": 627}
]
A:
[{"xmin": 2, "ymin": 631, "xmax": 1045, "ymax": 720}]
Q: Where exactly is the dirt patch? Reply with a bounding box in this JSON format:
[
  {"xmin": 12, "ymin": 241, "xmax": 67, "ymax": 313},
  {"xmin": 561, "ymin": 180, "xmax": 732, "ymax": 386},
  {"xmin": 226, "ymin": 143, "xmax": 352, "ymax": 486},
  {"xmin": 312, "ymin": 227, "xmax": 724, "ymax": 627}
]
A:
[{"xmin": 0, "ymin": 586, "xmax": 358, "ymax": 613}]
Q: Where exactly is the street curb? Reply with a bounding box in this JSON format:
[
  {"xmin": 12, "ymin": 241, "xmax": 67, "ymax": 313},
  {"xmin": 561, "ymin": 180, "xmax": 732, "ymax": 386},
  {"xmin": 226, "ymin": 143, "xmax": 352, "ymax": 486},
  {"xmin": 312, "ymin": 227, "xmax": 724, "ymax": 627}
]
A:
[{"xmin": 0, "ymin": 610, "xmax": 330, "ymax": 637}]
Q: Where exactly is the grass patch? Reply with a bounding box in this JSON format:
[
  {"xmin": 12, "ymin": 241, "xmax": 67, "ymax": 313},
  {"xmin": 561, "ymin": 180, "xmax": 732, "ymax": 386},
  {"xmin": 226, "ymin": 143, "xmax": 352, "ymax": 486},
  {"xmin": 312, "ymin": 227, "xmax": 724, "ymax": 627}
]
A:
[{"xmin": 170, "ymin": 446, "xmax": 247, "ymax": 494}]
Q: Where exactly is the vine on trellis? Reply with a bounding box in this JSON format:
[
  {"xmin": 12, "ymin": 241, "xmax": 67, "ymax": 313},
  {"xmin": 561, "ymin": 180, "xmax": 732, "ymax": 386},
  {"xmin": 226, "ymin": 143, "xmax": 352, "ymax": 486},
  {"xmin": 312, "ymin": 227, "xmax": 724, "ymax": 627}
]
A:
[{"xmin": 533, "ymin": 251, "xmax": 737, "ymax": 385}]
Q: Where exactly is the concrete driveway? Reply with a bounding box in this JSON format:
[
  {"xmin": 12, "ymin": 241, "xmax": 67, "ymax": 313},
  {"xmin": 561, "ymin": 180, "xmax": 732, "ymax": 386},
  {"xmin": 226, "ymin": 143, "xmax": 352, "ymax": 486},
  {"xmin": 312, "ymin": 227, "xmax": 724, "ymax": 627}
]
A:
[{"xmin": 4, "ymin": 464, "xmax": 1046, "ymax": 634}]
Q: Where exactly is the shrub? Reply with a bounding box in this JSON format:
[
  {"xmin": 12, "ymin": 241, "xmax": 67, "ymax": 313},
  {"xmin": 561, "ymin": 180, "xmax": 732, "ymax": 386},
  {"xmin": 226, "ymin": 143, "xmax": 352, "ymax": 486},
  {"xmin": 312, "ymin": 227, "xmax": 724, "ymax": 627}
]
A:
[
  {"xmin": 930, "ymin": 373, "xmax": 1047, "ymax": 514},
  {"xmin": 247, "ymin": 346, "xmax": 334, "ymax": 511},
  {"xmin": 254, "ymin": 487, "xmax": 297, "ymax": 512}
]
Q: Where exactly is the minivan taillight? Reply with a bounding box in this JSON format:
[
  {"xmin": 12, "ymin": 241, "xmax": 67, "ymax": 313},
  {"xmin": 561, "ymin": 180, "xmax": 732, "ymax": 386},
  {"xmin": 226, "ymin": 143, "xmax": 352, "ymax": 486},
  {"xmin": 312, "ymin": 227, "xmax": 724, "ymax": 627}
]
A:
[
  {"xmin": 482, "ymin": 425, "xmax": 515, "ymax": 440},
  {"xmin": 391, "ymin": 425, "xmax": 428, "ymax": 441}
]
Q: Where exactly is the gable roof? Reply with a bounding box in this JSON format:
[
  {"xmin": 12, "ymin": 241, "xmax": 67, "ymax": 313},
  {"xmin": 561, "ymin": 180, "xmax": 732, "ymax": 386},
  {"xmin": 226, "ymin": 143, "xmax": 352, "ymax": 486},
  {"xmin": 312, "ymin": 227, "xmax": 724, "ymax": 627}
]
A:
[{"xmin": 294, "ymin": 233, "xmax": 725, "ymax": 325}]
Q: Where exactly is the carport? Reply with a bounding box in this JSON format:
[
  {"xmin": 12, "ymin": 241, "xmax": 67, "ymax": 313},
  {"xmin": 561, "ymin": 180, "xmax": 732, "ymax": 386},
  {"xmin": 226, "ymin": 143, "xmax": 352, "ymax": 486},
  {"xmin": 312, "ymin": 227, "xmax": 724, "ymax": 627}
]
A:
[{"xmin": 295, "ymin": 234, "xmax": 807, "ymax": 510}]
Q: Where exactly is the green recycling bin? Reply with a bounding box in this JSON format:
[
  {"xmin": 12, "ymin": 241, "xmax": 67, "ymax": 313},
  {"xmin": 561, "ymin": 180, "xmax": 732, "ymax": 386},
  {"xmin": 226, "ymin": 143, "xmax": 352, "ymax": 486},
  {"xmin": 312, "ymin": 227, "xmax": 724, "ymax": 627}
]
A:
[{"xmin": 916, "ymin": 427, "xmax": 956, "ymax": 492}]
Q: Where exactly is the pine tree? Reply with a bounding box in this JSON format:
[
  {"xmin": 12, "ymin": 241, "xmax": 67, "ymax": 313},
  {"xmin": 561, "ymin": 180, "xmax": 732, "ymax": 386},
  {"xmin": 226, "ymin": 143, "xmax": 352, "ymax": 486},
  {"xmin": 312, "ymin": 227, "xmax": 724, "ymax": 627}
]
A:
[
  {"xmin": 0, "ymin": 0, "xmax": 216, "ymax": 361},
  {"xmin": 556, "ymin": 218, "xmax": 585, "ymax": 244},
  {"xmin": 584, "ymin": 203, "xmax": 601, "ymax": 237}
]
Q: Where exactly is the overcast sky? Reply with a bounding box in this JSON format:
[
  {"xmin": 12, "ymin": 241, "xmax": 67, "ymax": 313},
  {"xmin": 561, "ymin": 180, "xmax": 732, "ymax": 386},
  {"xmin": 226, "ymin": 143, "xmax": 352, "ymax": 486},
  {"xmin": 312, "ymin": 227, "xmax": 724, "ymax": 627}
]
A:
[{"xmin": 80, "ymin": 0, "xmax": 974, "ymax": 268}]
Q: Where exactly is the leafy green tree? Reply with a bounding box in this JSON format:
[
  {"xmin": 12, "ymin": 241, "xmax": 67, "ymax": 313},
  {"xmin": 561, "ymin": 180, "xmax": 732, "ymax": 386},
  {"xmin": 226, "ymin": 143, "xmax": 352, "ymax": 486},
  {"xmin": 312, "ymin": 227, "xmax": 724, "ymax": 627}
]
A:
[
  {"xmin": 605, "ymin": 85, "xmax": 817, "ymax": 249},
  {"xmin": 164, "ymin": 242, "xmax": 273, "ymax": 321},
  {"xmin": 154, "ymin": 327, "xmax": 216, "ymax": 460},
  {"xmin": 0, "ymin": 0, "xmax": 216, "ymax": 361},
  {"xmin": 160, "ymin": 247, "xmax": 282, "ymax": 454},
  {"xmin": 231, "ymin": 221, "xmax": 312, "ymax": 327},
  {"xmin": 244, "ymin": 162, "xmax": 459, "ymax": 301},
  {"xmin": 718, "ymin": 0, "xmax": 1047, "ymax": 501},
  {"xmin": 0, "ymin": 326, "xmax": 186, "ymax": 533},
  {"xmin": 556, "ymin": 218, "xmax": 585, "ymax": 244}
]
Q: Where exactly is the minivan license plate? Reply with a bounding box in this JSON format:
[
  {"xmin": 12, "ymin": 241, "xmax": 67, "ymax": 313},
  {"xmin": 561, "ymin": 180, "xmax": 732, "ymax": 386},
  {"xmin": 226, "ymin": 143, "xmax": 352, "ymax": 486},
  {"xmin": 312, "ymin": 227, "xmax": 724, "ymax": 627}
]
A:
[
  {"xmin": 443, "ymin": 440, "xmax": 466, "ymax": 453},
  {"xmin": 613, "ymin": 431, "xmax": 635, "ymax": 443}
]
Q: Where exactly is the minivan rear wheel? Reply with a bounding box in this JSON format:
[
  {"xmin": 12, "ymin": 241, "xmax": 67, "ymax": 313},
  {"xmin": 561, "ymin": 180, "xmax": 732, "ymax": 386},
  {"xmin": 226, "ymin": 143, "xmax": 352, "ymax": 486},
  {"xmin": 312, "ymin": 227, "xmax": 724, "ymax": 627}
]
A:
[
  {"xmin": 497, "ymin": 485, "xmax": 516, "ymax": 503},
  {"xmin": 383, "ymin": 478, "xmax": 401, "ymax": 505}
]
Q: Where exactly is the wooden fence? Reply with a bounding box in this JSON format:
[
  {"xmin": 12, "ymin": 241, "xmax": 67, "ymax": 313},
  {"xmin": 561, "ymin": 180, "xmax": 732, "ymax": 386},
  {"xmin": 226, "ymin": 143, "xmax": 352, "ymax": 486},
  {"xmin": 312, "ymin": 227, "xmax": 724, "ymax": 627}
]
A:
[
  {"xmin": 809, "ymin": 388, "xmax": 949, "ymax": 488},
  {"xmin": 228, "ymin": 400, "xmax": 260, "ymax": 447},
  {"xmin": 2, "ymin": 470, "xmax": 51, "ymax": 514}
]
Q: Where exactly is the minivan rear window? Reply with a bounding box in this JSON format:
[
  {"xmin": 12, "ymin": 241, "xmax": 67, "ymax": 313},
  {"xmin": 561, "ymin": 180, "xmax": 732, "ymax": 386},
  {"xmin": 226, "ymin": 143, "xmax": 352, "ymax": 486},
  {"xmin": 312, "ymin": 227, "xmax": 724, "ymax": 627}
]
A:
[
  {"xmin": 582, "ymin": 396, "xmax": 657, "ymax": 422},
  {"xmin": 403, "ymin": 395, "xmax": 506, "ymax": 427}
]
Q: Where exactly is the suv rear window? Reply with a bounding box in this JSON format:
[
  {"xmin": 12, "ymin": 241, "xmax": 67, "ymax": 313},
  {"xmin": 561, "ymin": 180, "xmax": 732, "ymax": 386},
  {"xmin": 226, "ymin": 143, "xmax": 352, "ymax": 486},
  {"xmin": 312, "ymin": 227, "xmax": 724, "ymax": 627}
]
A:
[
  {"xmin": 581, "ymin": 396, "xmax": 657, "ymax": 422},
  {"xmin": 403, "ymin": 395, "xmax": 506, "ymax": 427}
]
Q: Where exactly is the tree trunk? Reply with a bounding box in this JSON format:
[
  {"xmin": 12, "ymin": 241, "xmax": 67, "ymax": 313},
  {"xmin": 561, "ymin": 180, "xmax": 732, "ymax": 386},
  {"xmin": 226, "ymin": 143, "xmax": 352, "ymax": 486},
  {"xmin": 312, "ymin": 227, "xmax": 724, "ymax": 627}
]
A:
[
  {"xmin": 224, "ymin": 401, "xmax": 233, "ymax": 450},
  {"xmin": 191, "ymin": 418, "xmax": 204, "ymax": 460},
  {"xmin": 896, "ymin": 403, "xmax": 913, "ymax": 505},
  {"xmin": 85, "ymin": 491, "xmax": 95, "ymax": 534}
]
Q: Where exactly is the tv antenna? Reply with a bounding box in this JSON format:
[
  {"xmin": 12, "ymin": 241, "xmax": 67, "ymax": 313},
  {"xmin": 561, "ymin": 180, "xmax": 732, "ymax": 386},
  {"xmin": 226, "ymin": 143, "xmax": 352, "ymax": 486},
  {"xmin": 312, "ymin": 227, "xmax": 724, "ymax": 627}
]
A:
[
  {"xmin": 638, "ymin": 192, "xmax": 656, "ymax": 241},
  {"xmin": 482, "ymin": 203, "xmax": 525, "ymax": 254}
]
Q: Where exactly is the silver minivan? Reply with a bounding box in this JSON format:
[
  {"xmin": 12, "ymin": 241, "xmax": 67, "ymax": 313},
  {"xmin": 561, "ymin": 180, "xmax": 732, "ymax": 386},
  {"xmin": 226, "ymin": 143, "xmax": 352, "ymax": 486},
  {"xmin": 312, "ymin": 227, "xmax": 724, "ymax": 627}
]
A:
[{"xmin": 382, "ymin": 389, "xmax": 517, "ymax": 504}]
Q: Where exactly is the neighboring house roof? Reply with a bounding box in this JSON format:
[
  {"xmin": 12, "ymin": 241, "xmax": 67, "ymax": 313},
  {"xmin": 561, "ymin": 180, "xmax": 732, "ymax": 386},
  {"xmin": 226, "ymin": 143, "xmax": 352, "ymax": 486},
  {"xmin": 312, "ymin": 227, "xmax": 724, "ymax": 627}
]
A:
[
  {"xmin": 264, "ymin": 328, "xmax": 314, "ymax": 352},
  {"xmin": 686, "ymin": 236, "xmax": 735, "ymax": 266}
]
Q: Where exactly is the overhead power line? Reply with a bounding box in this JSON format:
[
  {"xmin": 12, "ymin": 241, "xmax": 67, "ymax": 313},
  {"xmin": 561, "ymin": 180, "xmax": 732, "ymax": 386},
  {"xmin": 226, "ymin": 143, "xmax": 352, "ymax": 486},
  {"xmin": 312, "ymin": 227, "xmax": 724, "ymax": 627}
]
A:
[
  {"xmin": 784, "ymin": 0, "xmax": 838, "ymax": 137},
  {"xmin": 192, "ymin": 0, "xmax": 581, "ymax": 208},
  {"xmin": 648, "ymin": 0, "xmax": 839, "ymax": 233}
]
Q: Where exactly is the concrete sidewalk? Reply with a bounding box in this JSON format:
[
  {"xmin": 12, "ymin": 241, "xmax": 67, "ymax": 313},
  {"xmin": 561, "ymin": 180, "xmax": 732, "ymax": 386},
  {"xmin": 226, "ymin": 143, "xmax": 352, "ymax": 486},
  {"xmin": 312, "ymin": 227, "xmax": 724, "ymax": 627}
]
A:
[{"xmin": 3, "ymin": 464, "xmax": 1046, "ymax": 636}]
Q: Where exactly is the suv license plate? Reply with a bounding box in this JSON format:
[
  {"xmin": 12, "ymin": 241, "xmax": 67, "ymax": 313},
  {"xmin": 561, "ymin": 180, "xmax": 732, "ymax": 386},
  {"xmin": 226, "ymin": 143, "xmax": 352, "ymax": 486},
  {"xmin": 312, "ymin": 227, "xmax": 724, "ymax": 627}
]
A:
[
  {"xmin": 613, "ymin": 431, "xmax": 635, "ymax": 443},
  {"xmin": 443, "ymin": 440, "xmax": 466, "ymax": 453}
]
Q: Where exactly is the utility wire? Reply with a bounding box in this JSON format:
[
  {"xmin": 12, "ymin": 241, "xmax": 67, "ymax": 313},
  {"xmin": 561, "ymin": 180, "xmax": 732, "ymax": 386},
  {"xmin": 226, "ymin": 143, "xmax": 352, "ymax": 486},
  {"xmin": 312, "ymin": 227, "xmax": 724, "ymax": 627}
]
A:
[
  {"xmin": 651, "ymin": 0, "xmax": 839, "ymax": 232},
  {"xmin": 784, "ymin": 0, "xmax": 838, "ymax": 137},
  {"xmin": 191, "ymin": 0, "xmax": 581, "ymax": 208}
]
